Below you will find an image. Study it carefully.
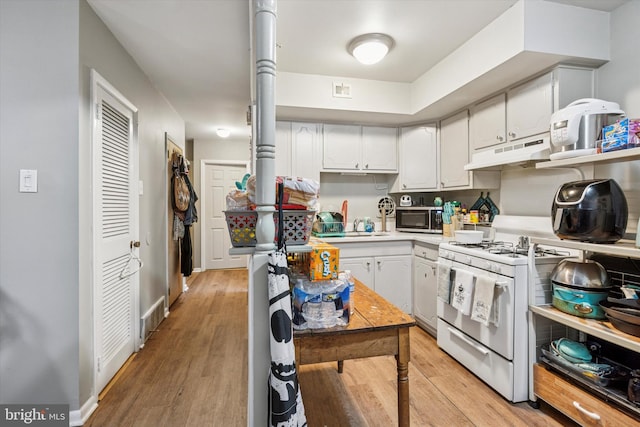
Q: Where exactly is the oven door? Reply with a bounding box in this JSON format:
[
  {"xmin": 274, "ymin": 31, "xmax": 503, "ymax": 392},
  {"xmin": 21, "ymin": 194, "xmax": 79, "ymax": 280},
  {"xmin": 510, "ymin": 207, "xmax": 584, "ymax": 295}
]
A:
[{"xmin": 437, "ymin": 258, "xmax": 515, "ymax": 360}]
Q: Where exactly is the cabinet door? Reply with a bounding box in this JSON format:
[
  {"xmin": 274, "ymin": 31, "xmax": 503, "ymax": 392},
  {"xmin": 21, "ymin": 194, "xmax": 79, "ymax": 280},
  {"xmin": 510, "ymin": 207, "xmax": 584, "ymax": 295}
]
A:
[
  {"xmin": 275, "ymin": 121, "xmax": 292, "ymax": 176},
  {"xmin": 470, "ymin": 93, "xmax": 506, "ymax": 151},
  {"xmin": 440, "ymin": 110, "xmax": 470, "ymax": 188},
  {"xmin": 340, "ymin": 257, "xmax": 375, "ymax": 290},
  {"xmin": 414, "ymin": 257, "xmax": 437, "ymax": 332},
  {"xmin": 375, "ymin": 255, "xmax": 412, "ymax": 314},
  {"xmin": 323, "ymin": 124, "xmax": 361, "ymax": 170},
  {"xmin": 291, "ymin": 122, "xmax": 321, "ymax": 182},
  {"xmin": 507, "ymin": 72, "xmax": 553, "ymax": 141},
  {"xmin": 399, "ymin": 126, "xmax": 438, "ymax": 191},
  {"xmin": 362, "ymin": 126, "xmax": 397, "ymax": 172}
]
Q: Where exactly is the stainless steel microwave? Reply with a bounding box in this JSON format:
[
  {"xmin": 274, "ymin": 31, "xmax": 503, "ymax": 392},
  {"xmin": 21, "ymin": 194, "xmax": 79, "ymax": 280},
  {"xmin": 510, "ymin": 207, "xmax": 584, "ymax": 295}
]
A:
[{"xmin": 395, "ymin": 206, "xmax": 443, "ymax": 234}]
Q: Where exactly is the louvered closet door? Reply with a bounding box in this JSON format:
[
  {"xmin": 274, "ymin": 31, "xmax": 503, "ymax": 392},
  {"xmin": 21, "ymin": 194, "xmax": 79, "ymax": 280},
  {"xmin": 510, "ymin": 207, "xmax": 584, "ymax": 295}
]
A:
[{"xmin": 94, "ymin": 86, "xmax": 138, "ymax": 394}]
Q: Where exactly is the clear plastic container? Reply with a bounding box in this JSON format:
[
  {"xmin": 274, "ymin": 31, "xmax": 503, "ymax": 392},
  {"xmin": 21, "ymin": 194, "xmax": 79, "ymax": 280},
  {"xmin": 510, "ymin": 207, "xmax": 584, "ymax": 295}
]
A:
[{"xmin": 339, "ymin": 270, "xmax": 355, "ymax": 316}]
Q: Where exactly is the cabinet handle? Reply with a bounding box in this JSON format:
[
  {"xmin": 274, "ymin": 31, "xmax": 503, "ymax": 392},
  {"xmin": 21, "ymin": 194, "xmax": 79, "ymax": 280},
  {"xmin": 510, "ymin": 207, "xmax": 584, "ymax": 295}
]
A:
[
  {"xmin": 508, "ymin": 131, "xmax": 516, "ymax": 138},
  {"xmin": 496, "ymin": 135, "xmax": 504, "ymax": 142},
  {"xmin": 355, "ymin": 163, "xmax": 359, "ymax": 169},
  {"xmin": 402, "ymin": 184, "xmax": 407, "ymax": 189},
  {"xmin": 365, "ymin": 164, "xmax": 369, "ymax": 169},
  {"xmin": 572, "ymin": 401, "xmax": 601, "ymax": 421},
  {"xmin": 447, "ymin": 327, "xmax": 489, "ymax": 356}
]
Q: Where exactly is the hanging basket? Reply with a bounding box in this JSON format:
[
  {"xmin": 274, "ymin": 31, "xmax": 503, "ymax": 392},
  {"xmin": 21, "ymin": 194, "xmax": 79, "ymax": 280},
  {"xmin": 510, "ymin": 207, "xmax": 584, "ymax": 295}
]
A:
[{"xmin": 224, "ymin": 210, "xmax": 314, "ymax": 247}]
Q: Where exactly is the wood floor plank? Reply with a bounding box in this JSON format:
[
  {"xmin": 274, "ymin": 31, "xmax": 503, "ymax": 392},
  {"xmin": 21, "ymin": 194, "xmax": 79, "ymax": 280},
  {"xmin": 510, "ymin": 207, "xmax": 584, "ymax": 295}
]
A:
[{"xmin": 86, "ymin": 268, "xmax": 576, "ymax": 427}]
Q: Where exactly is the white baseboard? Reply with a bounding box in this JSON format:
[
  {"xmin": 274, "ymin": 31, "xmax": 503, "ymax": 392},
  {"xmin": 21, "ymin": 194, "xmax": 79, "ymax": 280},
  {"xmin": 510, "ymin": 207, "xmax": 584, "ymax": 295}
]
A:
[{"xmin": 70, "ymin": 395, "xmax": 98, "ymax": 426}]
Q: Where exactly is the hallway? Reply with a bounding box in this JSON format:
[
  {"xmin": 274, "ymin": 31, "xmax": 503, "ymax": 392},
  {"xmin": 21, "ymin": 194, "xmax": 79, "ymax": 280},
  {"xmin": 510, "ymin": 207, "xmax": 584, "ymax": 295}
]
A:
[{"xmin": 86, "ymin": 269, "xmax": 574, "ymax": 426}]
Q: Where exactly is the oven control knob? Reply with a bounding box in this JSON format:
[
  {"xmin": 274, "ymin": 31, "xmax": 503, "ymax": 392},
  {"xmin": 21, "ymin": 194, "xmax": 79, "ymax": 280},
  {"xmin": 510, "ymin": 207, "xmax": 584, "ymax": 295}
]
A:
[
  {"xmin": 485, "ymin": 261, "xmax": 493, "ymax": 271},
  {"xmin": 465, "ymin": 256, "xmax": 472, "ymax": 264}
]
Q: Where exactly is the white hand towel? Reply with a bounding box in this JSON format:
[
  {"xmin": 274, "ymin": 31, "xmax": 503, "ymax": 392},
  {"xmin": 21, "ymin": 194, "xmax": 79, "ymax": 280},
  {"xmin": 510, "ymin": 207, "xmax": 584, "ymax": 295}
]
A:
[
  {"xmin": 490, "ymin": 286, "xmax": 502, "ymax": 327},
  {"xmin": 437, "ymin": 264, "xmax": 453, "ymax": 303},
  {"xmin": 471, "ymin": 275, "xmax": 496, "ymax": 325},
  {"xmin": 451, "ymin": 269, "xmax": 475, "ymax": 316}
]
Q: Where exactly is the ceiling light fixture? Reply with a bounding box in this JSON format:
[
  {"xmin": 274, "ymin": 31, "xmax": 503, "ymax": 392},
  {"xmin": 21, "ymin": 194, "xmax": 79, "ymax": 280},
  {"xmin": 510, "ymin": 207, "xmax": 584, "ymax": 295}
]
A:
[
  {"xmin": 347, "ymin": 33, "xmax": 394, "ymax": 65},
  {"xmin": 216, "ymin": 128, "xmax": 231, "ymax": 138}
]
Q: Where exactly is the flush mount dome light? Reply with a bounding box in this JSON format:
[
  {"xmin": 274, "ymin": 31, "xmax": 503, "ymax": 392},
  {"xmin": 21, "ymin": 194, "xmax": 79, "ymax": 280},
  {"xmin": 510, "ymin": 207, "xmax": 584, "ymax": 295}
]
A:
[
  {"xmin": 216, "ymin": 128, "xmax": 231, "ymax": 138},
  {"xmin": 347, "ymin": 33, "xmax": 394, "ymax": 65}
]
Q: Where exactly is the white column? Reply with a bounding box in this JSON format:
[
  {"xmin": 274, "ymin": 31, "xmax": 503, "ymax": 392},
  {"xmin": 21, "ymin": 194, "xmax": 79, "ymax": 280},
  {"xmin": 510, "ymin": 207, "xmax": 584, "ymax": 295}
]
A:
[{"xmin": 248, "ymin": 1, "xmax": 277, "ymax": 425}]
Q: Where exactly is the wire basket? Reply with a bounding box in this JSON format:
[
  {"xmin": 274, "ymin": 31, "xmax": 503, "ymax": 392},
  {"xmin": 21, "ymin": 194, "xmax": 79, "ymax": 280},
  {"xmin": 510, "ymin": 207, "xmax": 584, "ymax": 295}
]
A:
[{"xmin": 224, "ymin": 210, "xmax": 314, "ymax": 247}]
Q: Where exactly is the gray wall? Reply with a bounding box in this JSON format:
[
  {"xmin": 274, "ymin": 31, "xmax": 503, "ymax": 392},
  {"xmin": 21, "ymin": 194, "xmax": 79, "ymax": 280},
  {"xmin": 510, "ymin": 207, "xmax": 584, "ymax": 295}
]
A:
[
  {"xmin": 0, "ymin": 0, "xmax": 80, "ymax": 409},
  {"xmin": 0, "ymin": 0, "xmax": 186, "ymax": 417},
  {"xmin": 79, "ymin": 0, "xmax": 185, "ymax": 407}
]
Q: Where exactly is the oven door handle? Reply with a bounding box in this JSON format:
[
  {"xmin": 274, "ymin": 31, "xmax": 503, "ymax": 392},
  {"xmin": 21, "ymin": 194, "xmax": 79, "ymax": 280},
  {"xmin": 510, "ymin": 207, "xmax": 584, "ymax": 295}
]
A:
[{"xmin": 447, "ymin": 327, "xmax": 490, "ymax": 356}]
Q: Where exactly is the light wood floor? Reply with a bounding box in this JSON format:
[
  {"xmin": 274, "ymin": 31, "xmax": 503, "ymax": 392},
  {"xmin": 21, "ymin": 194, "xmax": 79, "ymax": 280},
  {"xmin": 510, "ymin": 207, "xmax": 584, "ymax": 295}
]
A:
[{"xmin": 86, "ymin": 269, "xmax": 577, "ymax": 427}]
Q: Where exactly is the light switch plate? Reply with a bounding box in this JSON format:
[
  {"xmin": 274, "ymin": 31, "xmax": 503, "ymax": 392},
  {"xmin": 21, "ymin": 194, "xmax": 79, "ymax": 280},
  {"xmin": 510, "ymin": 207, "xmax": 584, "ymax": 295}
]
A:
[{"xmin": 19, "ymin": 169, "xmax": 38, "ymax": 193}]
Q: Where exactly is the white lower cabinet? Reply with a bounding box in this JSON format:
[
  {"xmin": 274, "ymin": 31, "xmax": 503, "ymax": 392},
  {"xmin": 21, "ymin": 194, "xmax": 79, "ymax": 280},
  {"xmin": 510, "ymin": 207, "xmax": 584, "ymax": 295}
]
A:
[
  {"xmin": 334, "ymin": 241, "xmax": 412, "ymax": 314},
  {"xmin": 413, "ymin": 256, "xmax": 437, "ymax": 334}
]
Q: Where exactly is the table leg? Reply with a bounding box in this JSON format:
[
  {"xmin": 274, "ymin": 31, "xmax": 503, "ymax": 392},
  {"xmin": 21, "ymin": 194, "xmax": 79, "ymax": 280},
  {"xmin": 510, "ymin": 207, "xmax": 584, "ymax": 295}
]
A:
[
  {"xmin": 397, "ymin": 328, "xmax": 410, "ymax": 427},
  {"xmin": 337, "ymin": 360, "xmax": 344, "ymax": 373}
]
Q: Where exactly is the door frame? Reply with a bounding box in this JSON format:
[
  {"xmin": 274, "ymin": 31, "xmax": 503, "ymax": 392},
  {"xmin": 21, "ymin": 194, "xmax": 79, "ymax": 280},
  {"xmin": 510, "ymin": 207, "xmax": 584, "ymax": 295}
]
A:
[
  {"xmin": 165, "ymin": 134, "xmax": 184, "ymax": 308},
  {"xmin": 90, "ymin": 69, "xmax": 141, "ymax": 394},
  {"xmin": 199, "ymin": 159, "xmax": 251, "ymax": 271}
]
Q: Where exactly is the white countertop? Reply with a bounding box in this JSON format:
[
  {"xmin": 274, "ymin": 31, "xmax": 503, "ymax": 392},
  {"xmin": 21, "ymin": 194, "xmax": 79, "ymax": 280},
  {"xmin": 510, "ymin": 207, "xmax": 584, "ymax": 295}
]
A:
[{"xmin": 319, "ymin": 231, "xmax": 444, "ymax": 246}]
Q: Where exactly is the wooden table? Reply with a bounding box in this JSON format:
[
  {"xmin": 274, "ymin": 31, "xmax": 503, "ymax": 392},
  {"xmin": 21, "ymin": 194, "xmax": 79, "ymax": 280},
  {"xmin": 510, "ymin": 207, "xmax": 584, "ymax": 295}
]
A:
[{"xmin": 293, "ymin": 280, "xmax": 416, "ymax": 426}]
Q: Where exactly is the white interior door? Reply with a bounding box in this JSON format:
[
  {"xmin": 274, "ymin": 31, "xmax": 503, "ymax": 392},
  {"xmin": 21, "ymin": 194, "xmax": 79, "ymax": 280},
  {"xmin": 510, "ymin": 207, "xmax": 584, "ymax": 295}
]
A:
[
  {"xmin": 204, "ymin": 162, "xmax": 249, "ymax": 270},
  {"xmin": 92, "ymin": 71, "xmax": 139, "ymax": 394}
]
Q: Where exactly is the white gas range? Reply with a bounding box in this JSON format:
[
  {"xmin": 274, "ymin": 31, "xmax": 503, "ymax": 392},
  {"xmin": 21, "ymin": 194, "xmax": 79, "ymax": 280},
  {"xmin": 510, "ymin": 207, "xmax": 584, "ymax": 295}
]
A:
[{"xmin": 436, "ymin": 215, "xmax": 572, "ymax": 403}]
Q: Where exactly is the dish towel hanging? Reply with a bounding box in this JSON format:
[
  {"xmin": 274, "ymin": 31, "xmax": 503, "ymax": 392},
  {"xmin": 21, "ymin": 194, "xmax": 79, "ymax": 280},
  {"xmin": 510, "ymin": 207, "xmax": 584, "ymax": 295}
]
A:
[
  {"xmin": 267, "ymin": 248, "xmax": 307, "ymax": 426},
  {"xmin": 489, "ymin": 286, "xmax": 502, "ymax": 327},
  {"xmin": 451, "ymin": 269, "xmax": 475, "ymax": 316},
  {"xmin": 471, "ymin": 275, "xmax": 496, "ymax": 325},
  {"xmin": 437, "ymin": 264, "xmax": 453, "ymax": 303}
]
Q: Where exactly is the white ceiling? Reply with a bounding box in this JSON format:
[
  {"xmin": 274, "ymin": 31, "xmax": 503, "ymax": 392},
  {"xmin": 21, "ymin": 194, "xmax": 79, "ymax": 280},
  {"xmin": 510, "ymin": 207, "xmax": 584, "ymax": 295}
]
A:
[{"xmin": 87, "ymin": 0, "xmax": 627, "ymax": 141}]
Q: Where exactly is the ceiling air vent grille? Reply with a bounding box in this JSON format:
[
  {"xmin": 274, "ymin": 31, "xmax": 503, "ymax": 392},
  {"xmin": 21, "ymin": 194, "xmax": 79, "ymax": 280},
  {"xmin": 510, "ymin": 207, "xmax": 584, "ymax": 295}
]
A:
[{"xmin": 333, "ymin": 82, "xmax": 352, "ymax": 98}]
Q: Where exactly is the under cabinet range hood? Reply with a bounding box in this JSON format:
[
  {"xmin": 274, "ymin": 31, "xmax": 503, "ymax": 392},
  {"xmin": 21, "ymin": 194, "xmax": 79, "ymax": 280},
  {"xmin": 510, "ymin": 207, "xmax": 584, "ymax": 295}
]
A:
[{"xmin": 464, "ymin": 134, "xmax": 551, "ymax": 170}]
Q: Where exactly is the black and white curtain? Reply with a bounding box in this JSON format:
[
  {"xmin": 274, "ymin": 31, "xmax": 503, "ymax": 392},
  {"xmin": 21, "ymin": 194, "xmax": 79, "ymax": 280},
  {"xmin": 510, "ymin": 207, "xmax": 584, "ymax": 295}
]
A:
[{"xmin": 267, "ymin": 248, "xmax": 306, "ymax": 426}]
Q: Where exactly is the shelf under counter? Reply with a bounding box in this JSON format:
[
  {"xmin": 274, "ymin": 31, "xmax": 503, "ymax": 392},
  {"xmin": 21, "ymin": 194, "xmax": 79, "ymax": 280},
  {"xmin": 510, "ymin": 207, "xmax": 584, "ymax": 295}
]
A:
[
  {"xmin": 530, "ymin": 237, "xmax": 640, "ymax": 259},
  {"xmin": 530, "ymin": 304, "xmax": 640, "ymax": 353},
  {"xmin": 536, "ymin": 146, "xmax": 640, "ymax": 169}
]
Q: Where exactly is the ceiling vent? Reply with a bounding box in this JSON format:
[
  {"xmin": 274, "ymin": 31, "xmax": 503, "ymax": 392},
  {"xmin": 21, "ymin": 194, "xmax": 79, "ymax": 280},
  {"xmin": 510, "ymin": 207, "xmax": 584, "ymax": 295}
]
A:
[{"xmin": 332, "ymin": 82, "xmax": 352, "ymax": 98}]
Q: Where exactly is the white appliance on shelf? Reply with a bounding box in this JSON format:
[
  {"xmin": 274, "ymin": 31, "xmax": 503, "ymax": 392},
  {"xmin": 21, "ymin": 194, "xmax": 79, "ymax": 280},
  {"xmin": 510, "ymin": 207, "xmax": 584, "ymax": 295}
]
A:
[
  {"xmin": 437, "ymin": 215, "xmax": 573, "ymax": 403},
  {"xmin": 549, "ymin": 98, "xmax": 624, "ymax": 160}
]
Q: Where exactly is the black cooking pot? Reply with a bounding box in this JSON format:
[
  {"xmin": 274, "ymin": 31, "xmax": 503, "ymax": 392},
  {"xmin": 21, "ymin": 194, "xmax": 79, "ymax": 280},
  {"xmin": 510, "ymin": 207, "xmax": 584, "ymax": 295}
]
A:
[{"xmin": 551, "ymin": 179, "xmax": 628, "ymax": 243}]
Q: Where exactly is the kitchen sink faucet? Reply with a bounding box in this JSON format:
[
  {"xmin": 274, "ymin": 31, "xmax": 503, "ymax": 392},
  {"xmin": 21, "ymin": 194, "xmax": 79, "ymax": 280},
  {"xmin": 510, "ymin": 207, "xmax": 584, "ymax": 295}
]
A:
[{"xmin": 353, "ymin": 218, "xmax": 362, "ymax": 232}]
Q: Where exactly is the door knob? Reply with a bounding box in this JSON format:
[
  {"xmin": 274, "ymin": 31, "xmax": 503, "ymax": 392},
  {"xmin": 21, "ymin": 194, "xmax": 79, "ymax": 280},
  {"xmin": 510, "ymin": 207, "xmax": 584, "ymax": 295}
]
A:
[{"xmin": 130, "ymin": 240, "xmax": 141, "ymax": 248}]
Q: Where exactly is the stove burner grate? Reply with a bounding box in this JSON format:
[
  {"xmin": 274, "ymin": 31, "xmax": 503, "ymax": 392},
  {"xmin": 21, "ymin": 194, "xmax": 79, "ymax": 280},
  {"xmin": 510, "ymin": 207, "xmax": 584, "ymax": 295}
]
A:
[{"xmin": 449, "ymin": 239, "xmax": 571, "ymax": 258}]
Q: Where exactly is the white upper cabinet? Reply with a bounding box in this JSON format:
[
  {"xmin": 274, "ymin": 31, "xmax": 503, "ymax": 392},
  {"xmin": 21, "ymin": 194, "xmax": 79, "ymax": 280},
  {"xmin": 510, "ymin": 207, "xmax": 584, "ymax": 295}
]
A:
[
  {"xmin": 440, "ymin": 110, "xmax": 470, "ymax": 189},
  {"xmin": 323, "ymin": 124, "xmax": 397, "ymax": 173},
  {"xmin": 323, "ymin": 124, "xmax": 361, "ymax": 170},
  {"xmin": 291, "ymin": 122, "xmax": 321, "ymax": 182},
  {"xmin": 506, "ymin": 73, "xmax": 553, "ymax": 142},
  {"xmin": 396, "ymin": 125, "xmax": 438, "ymax": 191},
  {"xmin": 362, "ymin": 126, "xmax": 398, "ymax": 171},
  {"xmin": 506, "ymin": 67, "xmax": 594, "ymax": 143},
  {"xmin": 275, "ymin": 121, "xmax": 292, "ymax": 177},
  {"xmin": 470, "ymin": 93, "xmax": 506, "ymax": 151},
  {"xmin": 275, "ymin": 121, "xmax": 321, "ymax": 182}
]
